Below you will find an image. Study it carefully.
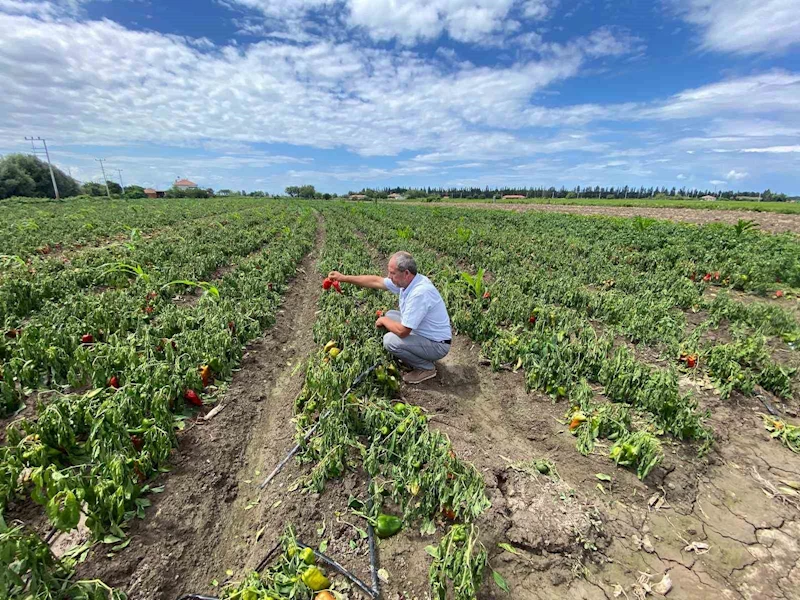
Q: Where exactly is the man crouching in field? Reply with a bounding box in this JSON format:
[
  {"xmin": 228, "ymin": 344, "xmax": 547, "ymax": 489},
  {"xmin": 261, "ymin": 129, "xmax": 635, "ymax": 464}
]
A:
[{"xmin": 327, "ymin": 251, "xmax": 452, "ymax": 384}]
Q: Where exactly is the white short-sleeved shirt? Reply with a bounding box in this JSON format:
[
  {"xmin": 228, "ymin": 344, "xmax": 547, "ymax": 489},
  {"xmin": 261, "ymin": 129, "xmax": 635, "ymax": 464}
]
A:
[{"xmin": 383, "ymin": 274, "xmax": 452, "ymax": 342}]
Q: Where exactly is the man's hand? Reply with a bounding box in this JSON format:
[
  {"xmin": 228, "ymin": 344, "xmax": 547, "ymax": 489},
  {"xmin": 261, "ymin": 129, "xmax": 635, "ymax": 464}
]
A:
[
  {"xmin": 328, "ymin": 271, "xmax": 343, "ymax": 281},
  {"xmin": 375, "ymin": 317, "xmax": 386, "ymax": 329}
]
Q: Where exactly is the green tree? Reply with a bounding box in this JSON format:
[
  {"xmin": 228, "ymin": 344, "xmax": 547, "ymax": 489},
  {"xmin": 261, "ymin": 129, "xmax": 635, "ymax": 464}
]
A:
[
  {"xmin": 0, "ymin": 153, "xmax": 81, "ymax": 199},
  {"xmin": 82, "ymin": 182, "xmax": 107, "ymax": 197},
  {"xmin": 298, "ymin": 184, "xmax": 316, "ymax": 198},
  {"xmin": 0, "ymin": 158, "xmax": 37, "ymax": 198},
  {"xmin": 123, "ymin": 185, "xmax": 147, "ymax": 199},
  {"xmin": 106, "ymin": 181, "xmax": 123, "ymax": 195},
  {"xmin": 164, "ymin": 186, "xmax": 210, "ymax": 198},
  {"xmin": 285, "ymin": 186, "xmax": 300, "ymax": 197}
]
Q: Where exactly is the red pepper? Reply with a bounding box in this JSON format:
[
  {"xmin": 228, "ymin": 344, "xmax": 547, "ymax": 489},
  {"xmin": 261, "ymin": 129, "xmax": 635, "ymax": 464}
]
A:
[
  {"xmin": 184, "ymin": 389, "xmax": 202, "ymax": 406},
  {"xmin": 483, "ymin": 291, "xmax": 490, "ymax": 299},
  {"xmin": 376, "ymin": 310, "xmax": 384, "ymax": 317},
  {"xmin": 775, "ymin": 290, "xmax": 784, "ymax": 298},
  {"xmin": 322, "ymin": 278, "xmax": 333, "ymax": 290},
  {"xmin": 131, "ymin": 435, "xmax": 144, "ymax": 451},
  {"xmin": 442, "ymin": 506, "xmax": 456, "ymax": 521},
  {"xmin": 332, "ymin": 281, "xmax": 342, "ymax": 294},
  {"xmin": 686, "ymin": 355, "xmax": 697, "ymax": 368},
  {"xmin": 528, "ymin": 315, "xmax": 536, "ymax": 324},
  {"xmin": 108, "ymin": 375, "xmax": 120, "ymax": 389},
  {"xmin": 702, "ymin": 273, "xmax": 712, "ymax": 282},
  {"xmin": 81, "ymin": 334, "xmax": 94, "ymax": 344}
]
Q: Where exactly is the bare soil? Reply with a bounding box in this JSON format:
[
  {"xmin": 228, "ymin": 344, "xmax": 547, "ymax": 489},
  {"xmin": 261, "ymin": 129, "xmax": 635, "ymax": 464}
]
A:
[{"xmin": 405, "ymin": 202, "xmax": 800, "ymax": 235}]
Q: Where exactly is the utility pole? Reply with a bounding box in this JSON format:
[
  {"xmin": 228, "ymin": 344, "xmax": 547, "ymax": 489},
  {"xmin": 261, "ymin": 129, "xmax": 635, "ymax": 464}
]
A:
[
  {"xmin": 96, "ymin": 158, "xmax": 111, "ymax": 199},
  {"xmin": 115, "ymin": 169, "xmax": 124, "ymax": 193},
  {"xmin": 25, "ymin": 136, "xmax": 59, "ymax": 199}
]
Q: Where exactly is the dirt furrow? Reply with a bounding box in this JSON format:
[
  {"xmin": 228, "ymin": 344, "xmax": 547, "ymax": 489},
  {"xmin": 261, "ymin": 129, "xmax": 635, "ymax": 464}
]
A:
[{"xmin": 77, "ymin": 217, "xmax": 326, "ymax": 600}]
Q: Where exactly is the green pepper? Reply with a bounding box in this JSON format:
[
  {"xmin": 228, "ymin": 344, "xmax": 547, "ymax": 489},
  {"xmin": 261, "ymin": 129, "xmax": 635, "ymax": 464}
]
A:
[
  {"xmin": 301, "ymin": 566, "xmax": 330, "ymax": 591},
  {"xmin": 451, "ymin": 525, "xmax": 467, "ymax": 543},
  {"xmin": 375, "ymin": 514, "xmax": 403, "ymax": 539},
  {"xmin": 300, "ymin": 547, "xmax": 316, "ymax": 565},
  {"xmin": 393, "ymin": 402, "xmax": 406, "ymax": 414}
]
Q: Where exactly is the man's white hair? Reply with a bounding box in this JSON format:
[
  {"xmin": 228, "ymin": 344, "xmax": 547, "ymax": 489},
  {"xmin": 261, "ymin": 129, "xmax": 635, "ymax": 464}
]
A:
[{"xmin": 391, "ymin": 251, "xmax": 417, "ymax": 275}]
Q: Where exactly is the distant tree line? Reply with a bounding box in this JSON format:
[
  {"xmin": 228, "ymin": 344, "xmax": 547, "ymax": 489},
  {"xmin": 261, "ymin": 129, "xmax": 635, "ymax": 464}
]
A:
[{"xmin": 348, "ymin": 185, "xmax": 795, "ymax": 202}]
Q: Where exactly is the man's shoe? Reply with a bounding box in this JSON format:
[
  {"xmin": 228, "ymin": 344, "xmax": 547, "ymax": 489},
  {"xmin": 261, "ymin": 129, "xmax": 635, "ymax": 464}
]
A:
[{"xmin": 403, "ymin": 368, "xmax": 437, "ymax": 385}]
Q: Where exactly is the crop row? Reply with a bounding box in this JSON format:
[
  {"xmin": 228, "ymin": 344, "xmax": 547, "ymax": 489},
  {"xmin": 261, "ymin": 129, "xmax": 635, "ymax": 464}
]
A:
[
  {"xmin": 237, "ymin": 207, "xmax": 497, "ymax": 598},
  {"xmin": 0, "ymin": 203, "xmax": 297, "ymax": 326},
  {"xmin": 0, "ymin": 196, "xmax": 273, "ymax": 260},
  {"xmin": 0, "ymin": 205, "xmax": 311, "ymax": 417},
  {"xmin": 1, "ymin": 205, "xmax": 316, "ymax": 599},
  {"xmin": 336, "ymin": 204, "xmax": 796, "ymax": 478}
]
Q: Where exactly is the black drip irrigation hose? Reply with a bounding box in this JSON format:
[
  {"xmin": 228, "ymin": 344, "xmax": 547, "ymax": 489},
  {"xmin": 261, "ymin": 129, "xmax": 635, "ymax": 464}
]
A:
[
  {"xmin": 259, "ymin": 364, "xmax": 379, "ymax": 489},
  {"xmin": 296, "ymin": 540, "xmax": 377, "ymax": 599},
  {"xmin": 177, "ymin": 365, "xmax": 384, "ymax": 600},
  {"xmin": 366, "ymin": 478, "xmax": 381, "ymax": 598}
]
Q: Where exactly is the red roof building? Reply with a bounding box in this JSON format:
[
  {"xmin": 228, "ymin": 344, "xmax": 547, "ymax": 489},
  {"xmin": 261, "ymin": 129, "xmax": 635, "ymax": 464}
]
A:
[{"xmin": 174, "ymin": 178, "xmax": 198, "ymax": 189}]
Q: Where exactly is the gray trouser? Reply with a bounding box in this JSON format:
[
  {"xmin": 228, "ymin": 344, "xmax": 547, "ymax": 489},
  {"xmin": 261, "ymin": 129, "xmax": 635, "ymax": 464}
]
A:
[{"xmin": 382, "ymin": 310, "xmax": 451, "ymax": 371}]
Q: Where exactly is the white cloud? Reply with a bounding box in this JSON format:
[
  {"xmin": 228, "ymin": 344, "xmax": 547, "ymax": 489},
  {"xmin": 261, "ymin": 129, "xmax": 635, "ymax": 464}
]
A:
[
  {"xmin": 227, "ymin": 0, "xmax": 558, "ymax": 45},
  {"xmin": 709, "ymin": 179, "xmax": 727, "ymax": 185},
  {"xmin": 643, "ymin": 71, "xmax": 800, "ymax": 120},
  {"xmin": 741, "ymin": 145, "xmax": 800, "ymax": 153},
  {"xmin": 580, "ymin": 27, "xmax": 640, "ymax": 58},
  {"xmin": 726, "ymin": 169, "xmax": 748, "ymax": 180},
  {"xmin": 0, "ymin": 14, "xmax": 629, "ymax": 162},
  {"xmin": 674, "ymin": 0, "xmax": 800, "ymax": 54},
  {"xmin": 677, "ymin": 173, "xmax": 686, "ymax": 180},
  {"xmin": 521, "ymin": 0, "xmax": 556, "ymax": 20}
]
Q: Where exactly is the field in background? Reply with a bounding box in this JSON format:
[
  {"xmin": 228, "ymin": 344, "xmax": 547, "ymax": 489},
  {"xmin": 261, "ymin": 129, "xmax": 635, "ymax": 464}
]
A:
[{"xmin": 406, "ymin": 196, "xmax": 800, "ymax": 214}]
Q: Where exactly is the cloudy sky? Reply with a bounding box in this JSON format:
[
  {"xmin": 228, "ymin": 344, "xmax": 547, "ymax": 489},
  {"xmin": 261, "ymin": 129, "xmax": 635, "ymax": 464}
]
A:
[{"xmin": 1, "ymin": 0, "xmax": 799, "ymax": 194}]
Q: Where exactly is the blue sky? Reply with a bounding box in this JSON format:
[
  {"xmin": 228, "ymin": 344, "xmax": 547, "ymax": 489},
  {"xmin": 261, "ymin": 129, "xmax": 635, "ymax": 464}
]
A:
[{"xmin": 1, "ymin": 0, "xmax": 799, "ymax": 194}]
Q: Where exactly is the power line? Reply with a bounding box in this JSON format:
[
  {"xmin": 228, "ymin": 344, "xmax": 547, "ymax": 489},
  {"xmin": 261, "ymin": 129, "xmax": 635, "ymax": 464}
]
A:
[
  {"xmin": 95, "ymin": 158, "xmax": 111, "ymax": 199},
  {"xmin": 115, "ymin": 168, "xmax": 124, "ymax": 192},
  {"xmin": 25, "ymin": 136, "xmax": 59, "ymax": 200}
]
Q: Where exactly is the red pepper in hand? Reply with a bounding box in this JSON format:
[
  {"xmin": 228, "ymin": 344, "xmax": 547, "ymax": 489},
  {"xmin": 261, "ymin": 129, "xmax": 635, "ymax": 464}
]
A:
[{"xmin": 322, "ymin": 278, "xmax": 342, "ymax": 293}]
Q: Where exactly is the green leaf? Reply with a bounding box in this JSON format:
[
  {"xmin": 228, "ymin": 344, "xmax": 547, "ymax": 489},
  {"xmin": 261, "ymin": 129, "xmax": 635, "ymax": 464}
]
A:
[
  {"xmin": 595, "ymin": 473, "xmax": 612, "ymax": 481},
  {"xmin": 111, "ymin": 539, "xmax": 131, "ymax": 552},
  {"xmin": 46, "ymin": 490, "xmax": 80, "ymax": 531},
  {"xmin": 424, "ymin": 545, "xmax": 439, "ymax": 559},
  {"xmin": 493, "ymin": 570, "xmax": 510, "ymax": 593},
  {"xmin": 319, "ymin": 539, "xmax": 328, "ymax": 553},
  {"xmin": 497, "ymin": 542, "xmax": 519, "ymax": 554}
]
